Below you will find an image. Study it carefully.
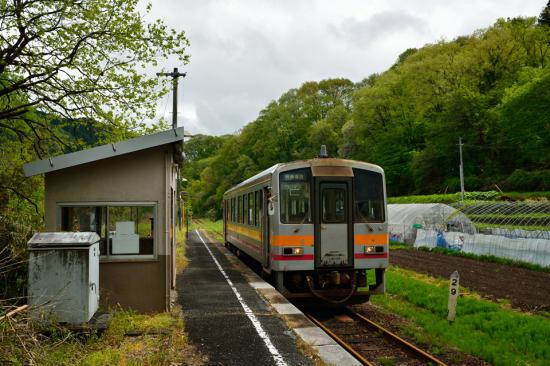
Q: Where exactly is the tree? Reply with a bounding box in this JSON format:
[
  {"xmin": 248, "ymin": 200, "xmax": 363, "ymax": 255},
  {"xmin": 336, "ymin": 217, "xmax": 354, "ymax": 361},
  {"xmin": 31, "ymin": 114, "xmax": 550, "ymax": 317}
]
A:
[
  {"xmin": 539, "ymin": 1, "xmax": 550, "ymax": 26},
  {"xmin": 0, "ymin": 0, "xmax": 190, "ymax": 154}
]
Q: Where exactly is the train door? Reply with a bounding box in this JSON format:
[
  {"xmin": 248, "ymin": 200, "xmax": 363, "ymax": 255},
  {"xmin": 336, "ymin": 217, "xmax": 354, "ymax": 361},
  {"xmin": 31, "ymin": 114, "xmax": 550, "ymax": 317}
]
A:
[
  {"xmin": 314, "ymin": 178, "xmax": 353, "ymax": 268},
  {"xmin": 262, "ymin": 188, "xmax": 270, "ymax": 268}
]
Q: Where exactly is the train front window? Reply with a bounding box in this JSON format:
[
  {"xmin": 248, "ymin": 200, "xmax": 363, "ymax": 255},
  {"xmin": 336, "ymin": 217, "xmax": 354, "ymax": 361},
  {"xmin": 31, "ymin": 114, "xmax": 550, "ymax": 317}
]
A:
[
  {"xmin": 353, "ymin": 169, "xmax": 385, "ymax": 222},
  {"xmin": 280, "ymin": 168, "xmax": 312, "ymax": 224},
  {"xmin": 321, "ymin": 185, "xmax": 346, "ymax": 223}
]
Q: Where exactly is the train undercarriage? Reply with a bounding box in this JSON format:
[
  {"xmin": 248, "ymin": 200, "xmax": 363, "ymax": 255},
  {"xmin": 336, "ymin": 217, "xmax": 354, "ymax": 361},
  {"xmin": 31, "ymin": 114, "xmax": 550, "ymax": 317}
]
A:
[{"xmin": 272, "ymin": 268, "xmax": 386, "ymax": 304}]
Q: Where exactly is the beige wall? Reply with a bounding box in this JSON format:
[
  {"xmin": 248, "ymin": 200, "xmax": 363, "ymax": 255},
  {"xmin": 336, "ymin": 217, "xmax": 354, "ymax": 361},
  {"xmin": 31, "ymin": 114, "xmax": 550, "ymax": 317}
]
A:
[{"xmin": 44, "ymin": 145, "xmax": 177, "ymax": 312}]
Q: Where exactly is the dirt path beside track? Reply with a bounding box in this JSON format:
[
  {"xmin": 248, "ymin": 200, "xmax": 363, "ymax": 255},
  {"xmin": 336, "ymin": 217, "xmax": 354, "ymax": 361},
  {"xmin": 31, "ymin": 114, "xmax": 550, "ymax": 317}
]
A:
[{"xmin": 390, "ymin": 249, "xmax": 550, "ymax": 313}]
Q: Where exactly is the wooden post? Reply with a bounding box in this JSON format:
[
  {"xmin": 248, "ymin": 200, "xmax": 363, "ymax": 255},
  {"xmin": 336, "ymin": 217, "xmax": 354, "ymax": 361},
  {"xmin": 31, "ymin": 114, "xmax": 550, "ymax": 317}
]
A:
[{"xmin": 448, "ymin": 271, "xmax": 460, "ymax": 321}]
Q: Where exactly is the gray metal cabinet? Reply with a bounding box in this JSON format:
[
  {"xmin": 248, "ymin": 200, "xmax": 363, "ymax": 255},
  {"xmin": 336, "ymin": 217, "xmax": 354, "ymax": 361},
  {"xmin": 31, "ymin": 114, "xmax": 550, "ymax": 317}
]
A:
[{"xmin": 28, "ymin": 232, "xmax": 100, "ymax": 324}]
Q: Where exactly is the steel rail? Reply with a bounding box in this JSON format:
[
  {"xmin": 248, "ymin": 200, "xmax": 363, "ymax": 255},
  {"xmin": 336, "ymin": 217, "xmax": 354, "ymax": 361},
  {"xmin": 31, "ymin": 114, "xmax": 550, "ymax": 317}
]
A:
[
  {"xmin": 304, "ymin": 312, "xmax": 374, "ymax": 366},
  {"xmin": 345, "ymin": 308, "xmax": 448, "ymax": 366}
]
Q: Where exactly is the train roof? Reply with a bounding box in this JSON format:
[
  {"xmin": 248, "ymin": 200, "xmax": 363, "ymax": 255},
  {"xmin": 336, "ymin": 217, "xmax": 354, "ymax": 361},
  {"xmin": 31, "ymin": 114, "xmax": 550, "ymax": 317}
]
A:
[
  {"xmin": 223, "ymin": 158, "xmax": 383, "ymax": 196},
  {"xmin": 223, "ymin": 163, "xmax": 281, "ymax": 196}
]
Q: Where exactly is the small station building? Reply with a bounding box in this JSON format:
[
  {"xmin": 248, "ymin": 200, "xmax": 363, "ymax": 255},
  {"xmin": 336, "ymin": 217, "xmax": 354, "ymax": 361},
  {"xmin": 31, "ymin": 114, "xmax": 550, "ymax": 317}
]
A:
[{"xmin": 24, "ymin": 128, "xmax": 184, "ymax": 312}]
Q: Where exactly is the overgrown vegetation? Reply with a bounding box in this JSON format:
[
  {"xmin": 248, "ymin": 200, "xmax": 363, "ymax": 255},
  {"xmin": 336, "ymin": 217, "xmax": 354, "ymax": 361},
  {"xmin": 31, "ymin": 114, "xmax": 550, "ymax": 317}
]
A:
[
  {"xmin": 0, "ymin": 308, "xmax": 204, "ymax": 365},
  {"xmin": 0, "ymin": 216, "xmax": 202, "ymax": 365},
  {"xmin": 184, "ymin": 8, "xmax": 550, "ymax": 218},
  {"xmin": 371, "ymin": 267, "xmax": 550, "ymax": 366}
]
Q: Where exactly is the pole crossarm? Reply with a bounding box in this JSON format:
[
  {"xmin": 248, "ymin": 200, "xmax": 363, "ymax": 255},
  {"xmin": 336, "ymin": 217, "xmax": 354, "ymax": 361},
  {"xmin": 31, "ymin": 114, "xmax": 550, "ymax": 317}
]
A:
[
  {"xmin": 156, "ymin": 67, "xmax": 187, "ymax": 129},
  {"xmin": 156, "ymin": 70, "xmax": 187, "ymax": 78}
]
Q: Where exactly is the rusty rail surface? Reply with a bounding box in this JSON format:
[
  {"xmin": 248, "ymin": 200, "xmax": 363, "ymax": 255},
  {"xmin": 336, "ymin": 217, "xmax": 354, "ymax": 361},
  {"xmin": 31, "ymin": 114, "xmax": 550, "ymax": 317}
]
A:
[{"xmin": 305, "ymin": 308, "xmax": 448, "ymax": 366}]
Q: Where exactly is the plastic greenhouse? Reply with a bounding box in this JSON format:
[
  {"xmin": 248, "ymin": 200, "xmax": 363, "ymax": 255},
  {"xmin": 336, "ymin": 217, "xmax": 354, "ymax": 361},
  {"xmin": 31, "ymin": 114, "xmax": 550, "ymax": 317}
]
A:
[{"xmin": 388, "ymin": 203, "xmax": 475, "ymax": 244}]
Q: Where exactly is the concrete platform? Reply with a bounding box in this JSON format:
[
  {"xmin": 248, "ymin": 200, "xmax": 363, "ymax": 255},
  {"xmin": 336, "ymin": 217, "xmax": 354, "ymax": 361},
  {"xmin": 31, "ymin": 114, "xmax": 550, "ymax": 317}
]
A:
[{"xmin": 177, "ymin": 230, "xmax": 360, "ymax": 366}]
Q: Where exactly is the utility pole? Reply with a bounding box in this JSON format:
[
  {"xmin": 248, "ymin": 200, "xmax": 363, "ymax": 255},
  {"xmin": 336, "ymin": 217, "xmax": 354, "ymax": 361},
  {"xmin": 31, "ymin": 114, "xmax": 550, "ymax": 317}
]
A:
[
  {"xmin": 156, "ymin": 67, "xmax": 186, "ymax": 129},
  {"xmin": 458, "ymin": 137, "xmax": 465, "ymax": 201},
  {"xmin": 157, "ymin": 67, "xmax": 187, "ymax": 244}
]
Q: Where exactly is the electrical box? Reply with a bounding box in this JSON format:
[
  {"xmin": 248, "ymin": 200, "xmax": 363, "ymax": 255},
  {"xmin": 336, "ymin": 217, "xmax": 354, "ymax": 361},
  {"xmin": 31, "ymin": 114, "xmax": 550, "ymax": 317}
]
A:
[{"xmin": 27, "ymin": 232, "xmax": 100, "ymax": 324}]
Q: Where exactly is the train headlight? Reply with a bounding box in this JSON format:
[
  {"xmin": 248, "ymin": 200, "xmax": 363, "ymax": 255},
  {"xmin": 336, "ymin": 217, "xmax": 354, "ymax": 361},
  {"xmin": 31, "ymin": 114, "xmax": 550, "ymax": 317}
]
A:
[
  {"xmin": 365, "ymin": 245, "xmax": 384, "ymax": 254},
  {"xmin": 283, "ymin": 247, "xmax": 304, "ymax": 256},
  {"xmin": 365, "ymin": 246, "xmax": 376, "ymax": 254}
]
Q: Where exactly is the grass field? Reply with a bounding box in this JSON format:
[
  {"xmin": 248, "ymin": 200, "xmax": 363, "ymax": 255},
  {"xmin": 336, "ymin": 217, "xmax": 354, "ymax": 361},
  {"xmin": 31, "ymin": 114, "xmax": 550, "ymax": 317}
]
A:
[
  {"xmin": 0, "ymin": 307, "xmax": 204, "ymax": 366},
  {"xmin": 372, "ymin": 267, "xmax": 550, "ymax": 366}
]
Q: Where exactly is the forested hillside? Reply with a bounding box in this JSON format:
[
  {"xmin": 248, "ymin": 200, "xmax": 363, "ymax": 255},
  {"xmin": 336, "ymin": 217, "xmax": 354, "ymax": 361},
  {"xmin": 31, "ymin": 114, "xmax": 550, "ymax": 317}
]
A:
[{"xmin": 184, "ymin": 16, "xmax": 550, "ymax": 218}]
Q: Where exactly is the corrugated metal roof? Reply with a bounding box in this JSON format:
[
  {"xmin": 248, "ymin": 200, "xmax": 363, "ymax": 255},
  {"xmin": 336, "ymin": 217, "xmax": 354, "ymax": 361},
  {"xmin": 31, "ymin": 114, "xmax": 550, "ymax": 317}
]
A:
[{"xmin": 24, "ymin": 127, "xmax": 184, "ymax": 177}]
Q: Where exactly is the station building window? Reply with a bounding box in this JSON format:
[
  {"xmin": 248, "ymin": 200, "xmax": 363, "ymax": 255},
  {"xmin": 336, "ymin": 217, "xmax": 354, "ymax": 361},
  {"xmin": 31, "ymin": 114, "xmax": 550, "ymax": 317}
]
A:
[{"xmin": 59, "ymin": 203, "xmax": 156, "ymax": 259}]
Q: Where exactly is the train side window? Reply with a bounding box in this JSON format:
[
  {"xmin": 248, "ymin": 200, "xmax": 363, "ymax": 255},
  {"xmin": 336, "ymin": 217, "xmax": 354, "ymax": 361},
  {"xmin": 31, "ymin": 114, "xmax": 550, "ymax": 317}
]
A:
[
  {"xmin": 237, "ymin": 196, "xmax": 242, "ymax": 223},
  {"xmin": 242, "ymin": 195, "xmax": 246, "ymax": 224},
  {"xmin": 353, "ymin": 169, "xmax": 385, "ymax": 222},
  {"xmin": 249, "ymin": 192, "xmax": 254, "ymax": 226},
  {"xmin": 279, "ymin": 168, "xmax": 312, "ymax": 224},
  {"xmin": 245, "ymin": 194, "xmax": 249, "ymax": 225},
  {"xmin": 254, "ymin": 191, "xmax": 260, "ymax": 227},
  {"xmin": 232, "ymin": 197, "xmax": 236, "ymax": 222}
]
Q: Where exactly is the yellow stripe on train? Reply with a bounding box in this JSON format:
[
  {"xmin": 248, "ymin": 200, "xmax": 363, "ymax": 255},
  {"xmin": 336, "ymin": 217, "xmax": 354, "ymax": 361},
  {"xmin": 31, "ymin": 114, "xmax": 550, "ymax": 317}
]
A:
[{"xmin": 226, "ymin": 223, "xmax": 262, "ymax": 241}]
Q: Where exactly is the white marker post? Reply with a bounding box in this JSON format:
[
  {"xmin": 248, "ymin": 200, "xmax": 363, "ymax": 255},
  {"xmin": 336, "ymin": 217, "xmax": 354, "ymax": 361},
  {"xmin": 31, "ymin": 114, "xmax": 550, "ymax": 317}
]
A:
[{"xmin": 447, "ymin": 270, "xmax": 460, "ymax": 322}]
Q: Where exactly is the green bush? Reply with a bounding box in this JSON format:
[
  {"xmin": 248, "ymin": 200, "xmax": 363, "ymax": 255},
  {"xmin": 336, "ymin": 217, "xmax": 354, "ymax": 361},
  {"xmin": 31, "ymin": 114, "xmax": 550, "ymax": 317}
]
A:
[
  {"xmin": 463, "ymin": 191, "xmax": 500, "ymax": 201},
  {"xmin": 503, "ymin": 169, "xmax": 550, "ymax": 191},
  {"xmin": 464, "ymin": 176, "xmax": 483, "ymax": 191},
  {"xmin": 442, "ymin": 177, "xmax": 461, "ymax": 194}
]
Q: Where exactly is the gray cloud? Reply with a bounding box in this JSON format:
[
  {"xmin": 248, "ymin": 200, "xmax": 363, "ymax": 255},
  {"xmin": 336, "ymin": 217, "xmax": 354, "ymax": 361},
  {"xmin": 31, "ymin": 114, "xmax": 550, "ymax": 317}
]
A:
[
  {"xmin": 141, "ymin": 0, "xmax": 547, "ymax": 136},
  {"xmin": 333, "ymin": 10, "xmax": 430, "ymax": 45}
]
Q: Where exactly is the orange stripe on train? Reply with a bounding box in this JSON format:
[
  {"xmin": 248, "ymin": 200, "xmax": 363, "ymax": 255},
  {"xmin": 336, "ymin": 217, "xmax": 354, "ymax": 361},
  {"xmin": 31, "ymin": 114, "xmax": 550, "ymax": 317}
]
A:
[
  {"xmin": 227, "ymin": 228, "xmax": 387, "ymax": 246},
  {"xmin": 354, "ymin": 233, "xmax": 388, "ymax": 245},
  {"xmin": 271, "ymin": 235, "xmax": 314, "ymax": 247}
]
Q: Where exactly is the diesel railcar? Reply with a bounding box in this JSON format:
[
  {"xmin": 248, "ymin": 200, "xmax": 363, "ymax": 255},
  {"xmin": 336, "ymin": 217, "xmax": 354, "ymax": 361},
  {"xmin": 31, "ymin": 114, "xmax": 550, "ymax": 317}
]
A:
[{"xmin": 222, "ymin": 154, "xmax": 388, "ymax": 303}]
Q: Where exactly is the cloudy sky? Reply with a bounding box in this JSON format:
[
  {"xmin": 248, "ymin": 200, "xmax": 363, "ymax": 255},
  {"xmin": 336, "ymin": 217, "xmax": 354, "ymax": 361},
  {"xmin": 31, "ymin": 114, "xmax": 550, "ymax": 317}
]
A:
[{"xmin": 142, "ymin": 0, "xmax": 546, "ymax": 136}]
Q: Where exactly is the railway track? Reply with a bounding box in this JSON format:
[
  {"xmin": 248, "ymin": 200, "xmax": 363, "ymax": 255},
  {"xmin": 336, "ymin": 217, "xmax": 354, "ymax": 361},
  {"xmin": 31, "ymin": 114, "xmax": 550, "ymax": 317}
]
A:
[
  {"xmin": 304, "ymin": 307, "xmax": 448, "ymax": 366},
  {"xmin": 191, "ymin": 218, "xmax": 224, "ymax": 239}
]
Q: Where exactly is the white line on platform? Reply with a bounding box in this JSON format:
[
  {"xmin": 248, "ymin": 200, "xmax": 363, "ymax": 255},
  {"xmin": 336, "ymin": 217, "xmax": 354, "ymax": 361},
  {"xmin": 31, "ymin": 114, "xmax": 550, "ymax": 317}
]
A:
[{"xmin": 196, "ymin": 230, "xmax": 287, "ymax": 366}]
